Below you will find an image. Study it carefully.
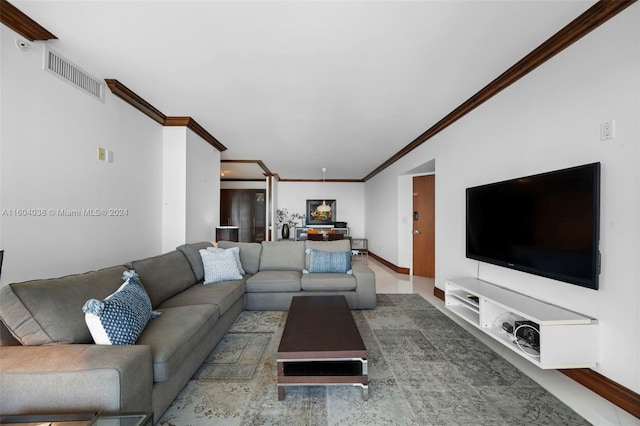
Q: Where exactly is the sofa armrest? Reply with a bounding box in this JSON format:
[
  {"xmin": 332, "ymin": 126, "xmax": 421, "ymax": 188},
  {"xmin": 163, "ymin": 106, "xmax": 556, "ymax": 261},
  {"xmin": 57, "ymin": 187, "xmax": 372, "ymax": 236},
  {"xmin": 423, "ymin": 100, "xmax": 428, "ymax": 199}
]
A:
[
  {"xmin": 351, "ymin": 263, "xmax": 376, "ymax": 309},
  {"xmin": 0, "ymin": 344, "xmax": 153, "ymax": 416}
]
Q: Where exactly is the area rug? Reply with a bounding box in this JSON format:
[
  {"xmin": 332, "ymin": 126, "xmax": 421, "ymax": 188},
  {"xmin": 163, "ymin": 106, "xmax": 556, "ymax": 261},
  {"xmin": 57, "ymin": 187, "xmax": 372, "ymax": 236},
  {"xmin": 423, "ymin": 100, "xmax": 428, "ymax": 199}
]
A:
[{"xmin": 158, "ymin": 294, "xmax": 589, "ymax": 425}]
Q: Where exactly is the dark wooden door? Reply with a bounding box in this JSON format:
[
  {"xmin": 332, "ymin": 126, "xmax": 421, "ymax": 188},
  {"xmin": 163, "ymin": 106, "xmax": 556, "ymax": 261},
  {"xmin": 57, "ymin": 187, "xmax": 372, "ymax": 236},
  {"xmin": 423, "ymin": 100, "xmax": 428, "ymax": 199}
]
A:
[
  {"xmin": 220, "ymin": 189, "xmax": 266, "ymax": 242},
  {"xmin": 413, "ymin": 175, "xmax": 435, "ymax": 277},
  {"xmin": 220, "ymin": 190, "xmax": 234, "ymax": 226}
]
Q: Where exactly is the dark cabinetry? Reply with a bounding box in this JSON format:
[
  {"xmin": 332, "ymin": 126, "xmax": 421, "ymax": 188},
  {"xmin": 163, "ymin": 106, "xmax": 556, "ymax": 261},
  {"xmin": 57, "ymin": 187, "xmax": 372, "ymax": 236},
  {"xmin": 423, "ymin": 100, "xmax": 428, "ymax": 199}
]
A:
[{"xmin": 220, "ymin": 189, "xmax": 266, "ymax": 242}]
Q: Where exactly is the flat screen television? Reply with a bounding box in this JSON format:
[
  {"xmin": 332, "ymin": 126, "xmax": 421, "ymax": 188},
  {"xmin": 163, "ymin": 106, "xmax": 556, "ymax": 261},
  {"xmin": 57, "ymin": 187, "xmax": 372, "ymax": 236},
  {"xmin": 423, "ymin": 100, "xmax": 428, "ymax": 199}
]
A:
[{"xmin": 466, "ymin": 162, "xmax": 601, "ymax": 290}]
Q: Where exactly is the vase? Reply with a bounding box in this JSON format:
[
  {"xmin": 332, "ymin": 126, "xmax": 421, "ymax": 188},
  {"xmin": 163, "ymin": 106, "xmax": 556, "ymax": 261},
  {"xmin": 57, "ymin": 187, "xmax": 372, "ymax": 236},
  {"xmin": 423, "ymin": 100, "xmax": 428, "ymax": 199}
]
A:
[{"xmin": 282, "ymin": 224, "xmax": 290, "ymax": 240}]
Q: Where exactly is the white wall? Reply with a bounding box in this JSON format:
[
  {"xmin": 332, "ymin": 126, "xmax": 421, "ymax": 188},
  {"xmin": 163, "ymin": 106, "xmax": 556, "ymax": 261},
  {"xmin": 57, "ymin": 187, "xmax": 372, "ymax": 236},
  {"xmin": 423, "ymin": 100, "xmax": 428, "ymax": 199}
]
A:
[
  {"xmin": 162, "ymin": 127, "xmax": 187, "ymax": 251},
  {"xmin": 185, "ymin": 129, "xmax": 219, "ymax": 243},
  {"xmin": 162, "ymin": 127, "xmax": 221, "ymax": 250},
  {"xmin": 269, "ymin": 176, "xmax": 278, "ymax": 241},
  {"xmin": 365, "ymin": 170, "xmax": 401, "ymax": 260},
  {"xmin": 0, "ymin": 28, "xmax": 163, "ymax": 284},
  {"xmin": 365, "ymin": 5, "xmax": 640, "ymax": 394},
  {"xmin": 276, "ymin": 181, "xmax": 365, "ymax": 238},
  {"xmin": 0, "ymin": 26, "xmax": 221, "ymax": 283}
]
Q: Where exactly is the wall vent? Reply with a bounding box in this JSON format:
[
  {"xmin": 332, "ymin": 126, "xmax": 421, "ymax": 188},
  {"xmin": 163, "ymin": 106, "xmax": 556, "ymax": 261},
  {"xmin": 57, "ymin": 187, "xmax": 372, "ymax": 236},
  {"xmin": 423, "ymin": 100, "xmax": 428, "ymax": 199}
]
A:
[{"xmin": 44, "ymin": 47, "xmax": 105, "ymax": 102}]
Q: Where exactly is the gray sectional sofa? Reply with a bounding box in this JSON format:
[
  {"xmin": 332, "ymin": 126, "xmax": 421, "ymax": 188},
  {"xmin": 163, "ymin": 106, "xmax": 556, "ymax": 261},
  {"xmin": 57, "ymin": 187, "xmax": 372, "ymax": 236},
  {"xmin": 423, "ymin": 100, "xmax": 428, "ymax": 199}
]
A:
[{"xmin": 0, "ymin": 239, "xmax": 375, "ymax": 421}]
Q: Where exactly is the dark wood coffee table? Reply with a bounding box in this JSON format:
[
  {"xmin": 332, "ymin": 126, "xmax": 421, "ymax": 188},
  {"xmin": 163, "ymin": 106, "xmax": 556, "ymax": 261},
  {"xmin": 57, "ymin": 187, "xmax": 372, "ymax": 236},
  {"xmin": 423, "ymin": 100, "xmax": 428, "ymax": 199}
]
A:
[{"xmin": 277, "ymin": 295, "xmax": 368, "ymax": 400}]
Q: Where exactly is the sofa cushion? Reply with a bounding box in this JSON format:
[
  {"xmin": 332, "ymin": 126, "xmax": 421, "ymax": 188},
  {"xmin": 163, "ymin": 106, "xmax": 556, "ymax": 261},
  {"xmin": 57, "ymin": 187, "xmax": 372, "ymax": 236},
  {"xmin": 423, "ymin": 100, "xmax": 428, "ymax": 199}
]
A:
[
  {"xmin": 200, "ymin": 249, "xmax": 243, "ymax": 284},
  {"xmin": 217, "ymin": 241, "xmax": 262, "ymax": 275},
  {"xmin": 0, "ymin": 266, "xmax": 128, "ymax": 345},
  {"xmin": 176, "ymin": 241, "xmax": 214, "ymax": 282},
  {"xmin": 305, "ymin": 248, "xmax": 352, "ymax": 274},
  {"xmin": 246, "ymin": 271, "xmax": 301, "ymax": 292},
  {"xmin": 301, "ymin": 273, "xmax": 357, "ymax": 291},
  {"xmin": 137, "ymin": 304, "xmax": 219, "ymax": 383},
  {"xmin": 304, "ymin": 240, "xmax": 352, "ymax": 269},
  {"xmin": 158, "ymin": 280, "xmax": 245, "ymax": 316},
  {"xmin": 259, "ymin": 241, "xmax": 305, "ymax": 271},
  {"xmin": 131, "ymin": 251, "xmax": 196, "ymax": 308},
  {"xmin": 82, "ymin": 271, "xmax": 159, "ymax": 345}
]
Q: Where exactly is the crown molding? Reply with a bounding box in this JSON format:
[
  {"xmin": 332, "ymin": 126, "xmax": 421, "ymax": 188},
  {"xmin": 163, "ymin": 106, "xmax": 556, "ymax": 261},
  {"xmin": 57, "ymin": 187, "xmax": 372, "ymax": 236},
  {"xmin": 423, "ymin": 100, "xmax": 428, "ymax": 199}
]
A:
[
  {"xmin": 222, "ymin": 159, "xmax": 271, "ymax": 176},
  {"xmin": 220, "ymin": 179, "xmax": 267, "ymax": 182},
  {"xmin": 363, "ymin": 0, "xmax": 637, "ymax": 181},
  {"xmin": 3, "ymin": 0, "xmax": 634, "ymax": 181},
  {"xmin": 165, "ymin": 116, "xmax": 227, "ymax": 152},
  {"xmin": 0, "ymin": 0, "xmax": 57, "ymax": 41},
  {"xmin": 220, "ymin": 160, "xmax": 272, "ymax": 181},
  {"xmin": 104, "ymin": 80, "xmax": 226, "ymax": 151},
  {"xmin": 278, "ymin": 178, "xmax": 364, "ymax": 183},
  {"xmin": 104, "ymin": 79, "xmax": 166, "ymax": 124}
]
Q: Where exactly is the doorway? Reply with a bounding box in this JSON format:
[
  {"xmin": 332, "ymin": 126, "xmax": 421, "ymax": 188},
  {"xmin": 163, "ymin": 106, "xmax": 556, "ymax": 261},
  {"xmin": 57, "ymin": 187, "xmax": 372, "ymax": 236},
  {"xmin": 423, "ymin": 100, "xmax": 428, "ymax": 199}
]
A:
[
  {"xmin": 220, "ymin": 189, "xmax": 266, "ymax": 242},
  {"xmin": 412, "ymin": 174, "xmax": 435, "ymax": 277}
]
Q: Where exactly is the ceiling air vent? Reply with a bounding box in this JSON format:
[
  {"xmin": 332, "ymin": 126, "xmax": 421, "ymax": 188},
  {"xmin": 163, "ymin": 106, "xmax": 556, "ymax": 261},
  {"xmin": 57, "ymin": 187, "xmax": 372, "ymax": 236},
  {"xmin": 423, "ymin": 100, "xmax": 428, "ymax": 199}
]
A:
[{"xmin": 44, "ymin": 47, "xmax": 105, "ymax": 102}]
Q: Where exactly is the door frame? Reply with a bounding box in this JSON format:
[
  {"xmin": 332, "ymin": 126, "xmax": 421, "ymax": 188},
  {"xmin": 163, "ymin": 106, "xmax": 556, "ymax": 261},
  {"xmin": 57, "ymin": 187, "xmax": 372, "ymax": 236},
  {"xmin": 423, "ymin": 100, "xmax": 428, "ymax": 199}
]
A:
[
  {"xmin": 398, "ymin": 166, "xmax": 435, "ymax": 276},
  {"xmin": 412, "ymin": 173, "xmax": 435, "ymax": 277}
]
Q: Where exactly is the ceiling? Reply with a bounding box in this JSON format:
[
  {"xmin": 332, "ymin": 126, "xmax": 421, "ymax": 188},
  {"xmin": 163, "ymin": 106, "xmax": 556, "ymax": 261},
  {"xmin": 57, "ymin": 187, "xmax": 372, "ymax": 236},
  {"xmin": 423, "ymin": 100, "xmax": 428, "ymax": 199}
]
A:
[{"xmin": 12, "ymin": 0, "xmax": 596, "ymax": 180}]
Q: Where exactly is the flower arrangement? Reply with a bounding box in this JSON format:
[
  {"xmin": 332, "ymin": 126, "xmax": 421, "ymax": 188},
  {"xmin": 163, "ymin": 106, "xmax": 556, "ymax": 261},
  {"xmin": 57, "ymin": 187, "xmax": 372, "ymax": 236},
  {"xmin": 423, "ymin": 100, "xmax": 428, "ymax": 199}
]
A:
[{"xmin": 275, "ymin": 208, "xmax": 303, "ymax": 229}]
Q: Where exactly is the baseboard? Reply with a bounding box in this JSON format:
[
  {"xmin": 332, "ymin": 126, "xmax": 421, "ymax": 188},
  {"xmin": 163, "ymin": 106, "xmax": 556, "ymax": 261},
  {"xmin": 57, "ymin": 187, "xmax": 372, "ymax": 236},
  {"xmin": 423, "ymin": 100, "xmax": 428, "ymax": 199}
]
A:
[
  {"xmin": 561, "ymin": 368, "xmax": 640, "ymax": 419},
  {"xmin": 368, "ymin": 252, "xmax": 410, "ymax": 274},
  {"xmin": 434, "ymin": 286, "xmax": 639, "ymax": 419},
  {"xmin": 433, "ymin": 287, "xmax": 445, "ymax": 301}
]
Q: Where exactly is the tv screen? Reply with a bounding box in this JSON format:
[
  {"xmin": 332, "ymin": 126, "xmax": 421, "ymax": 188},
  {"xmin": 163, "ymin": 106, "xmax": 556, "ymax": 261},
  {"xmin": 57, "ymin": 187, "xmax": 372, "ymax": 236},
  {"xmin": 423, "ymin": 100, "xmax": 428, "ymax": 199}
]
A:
[{"xmin": 466, "ymin": 162, "xmax": 600, "ymax": 290}]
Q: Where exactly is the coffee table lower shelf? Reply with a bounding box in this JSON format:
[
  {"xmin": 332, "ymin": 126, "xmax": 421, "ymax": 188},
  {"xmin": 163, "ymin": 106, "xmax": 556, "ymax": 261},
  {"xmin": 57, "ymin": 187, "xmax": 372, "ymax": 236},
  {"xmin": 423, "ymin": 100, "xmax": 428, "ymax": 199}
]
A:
[{"xmin": 277, "ymin": 357, "xmax": 368, "ymax": 400}]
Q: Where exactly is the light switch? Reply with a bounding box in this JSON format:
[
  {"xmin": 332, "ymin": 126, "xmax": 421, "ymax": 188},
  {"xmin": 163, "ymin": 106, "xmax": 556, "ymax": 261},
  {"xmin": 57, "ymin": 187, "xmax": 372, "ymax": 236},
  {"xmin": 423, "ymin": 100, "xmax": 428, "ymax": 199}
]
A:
[{"xmin": 600, "ymin": 120, "xmax": 615, "ymax": 141}]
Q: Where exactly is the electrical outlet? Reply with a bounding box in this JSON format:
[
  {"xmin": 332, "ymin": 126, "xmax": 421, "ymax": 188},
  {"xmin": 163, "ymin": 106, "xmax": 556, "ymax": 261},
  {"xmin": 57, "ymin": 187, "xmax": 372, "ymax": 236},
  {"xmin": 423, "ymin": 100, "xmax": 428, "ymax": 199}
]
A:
[
  {"xmin": 600, "ymin": 120, "xmax": 615, "ymax": 141},
  {"xmin": 97, "ymin": 147, "xmax": 106, "ymax": 161}
]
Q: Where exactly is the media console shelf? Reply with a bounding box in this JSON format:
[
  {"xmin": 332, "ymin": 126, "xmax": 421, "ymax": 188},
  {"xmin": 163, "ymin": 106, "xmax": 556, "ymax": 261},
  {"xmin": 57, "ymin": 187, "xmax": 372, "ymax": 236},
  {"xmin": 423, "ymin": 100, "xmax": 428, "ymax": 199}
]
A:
[{"xmin": 445, "ymin": 277, "xmax": 598, "ymax": 369}]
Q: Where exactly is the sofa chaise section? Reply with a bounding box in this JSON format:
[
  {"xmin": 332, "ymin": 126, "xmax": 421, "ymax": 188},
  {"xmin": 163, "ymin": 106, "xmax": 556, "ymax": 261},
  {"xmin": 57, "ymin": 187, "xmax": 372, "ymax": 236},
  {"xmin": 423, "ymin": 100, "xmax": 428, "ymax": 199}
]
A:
[
  {"xmin": 218, "ymin": 239, "xmax": 376, "ymax": 310},
  {"xmin": 0, "ymin": 344, "xmax": 153, "ymax": 415}
]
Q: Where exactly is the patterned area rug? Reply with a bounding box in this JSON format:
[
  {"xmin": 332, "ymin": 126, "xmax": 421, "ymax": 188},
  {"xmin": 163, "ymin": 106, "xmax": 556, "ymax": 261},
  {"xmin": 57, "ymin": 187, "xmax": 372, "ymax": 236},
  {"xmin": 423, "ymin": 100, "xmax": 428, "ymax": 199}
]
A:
[{"xmin": 158, "ymin": 294, "xmax": 589, "ymax": 425}]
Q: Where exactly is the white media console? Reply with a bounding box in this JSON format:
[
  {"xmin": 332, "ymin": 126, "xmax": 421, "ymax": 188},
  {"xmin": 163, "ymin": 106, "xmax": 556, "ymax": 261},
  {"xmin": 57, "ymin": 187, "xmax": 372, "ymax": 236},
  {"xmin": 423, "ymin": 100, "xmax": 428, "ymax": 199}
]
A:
[{"xmin": 445, "ymin": 277, "xmax": 598, "ymax": 369}]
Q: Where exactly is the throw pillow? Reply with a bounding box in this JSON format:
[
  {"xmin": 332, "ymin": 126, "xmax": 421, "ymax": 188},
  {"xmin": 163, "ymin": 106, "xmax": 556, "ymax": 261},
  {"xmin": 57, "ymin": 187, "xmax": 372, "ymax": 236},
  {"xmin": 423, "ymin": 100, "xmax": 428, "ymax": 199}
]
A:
[
  {"xmin": 206, "ymin": 246, "xmax": 245, "ymax": 275},
  {"xmin": 305, "ymin": 248, "xmax": 352, "ymax": 274},
  {"xmin": 82, "ymin": 271, "xmax": 159, "ymax": 345},
  {"xmin": 200, "ymin": 248, "xmax": 243, "ymax": 284}
]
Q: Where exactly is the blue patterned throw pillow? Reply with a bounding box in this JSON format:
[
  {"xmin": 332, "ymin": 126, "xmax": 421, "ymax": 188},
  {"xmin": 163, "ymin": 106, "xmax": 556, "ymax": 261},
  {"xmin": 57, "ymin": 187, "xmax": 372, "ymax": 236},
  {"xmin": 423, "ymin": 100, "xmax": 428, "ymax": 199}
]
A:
[
  {"xmin": 83, "ymin": 271, "xmax": 159, "ymax": 345},
  {"xmin": 200, "ymin": 248, "xmax": 243, "ymax": 284},
  {"xmin": 305, "ymin": 248, "xmax": 352, "ymax": 274}
]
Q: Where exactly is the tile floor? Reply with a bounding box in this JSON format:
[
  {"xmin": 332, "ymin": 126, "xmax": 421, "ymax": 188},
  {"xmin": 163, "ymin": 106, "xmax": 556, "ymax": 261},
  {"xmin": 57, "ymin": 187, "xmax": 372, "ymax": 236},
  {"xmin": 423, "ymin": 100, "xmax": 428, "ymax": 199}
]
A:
[{"xmin": 368, "ymin": 258, "xmax": 640, "ymax": 426}]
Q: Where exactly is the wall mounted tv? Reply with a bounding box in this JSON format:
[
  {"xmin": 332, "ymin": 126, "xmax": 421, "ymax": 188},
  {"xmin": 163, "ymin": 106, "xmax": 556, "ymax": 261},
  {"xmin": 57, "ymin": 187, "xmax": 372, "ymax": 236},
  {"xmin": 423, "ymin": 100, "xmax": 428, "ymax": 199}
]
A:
[{"xmin": 466, "ymin": 162, "xmax": 601, "ymax": 290}]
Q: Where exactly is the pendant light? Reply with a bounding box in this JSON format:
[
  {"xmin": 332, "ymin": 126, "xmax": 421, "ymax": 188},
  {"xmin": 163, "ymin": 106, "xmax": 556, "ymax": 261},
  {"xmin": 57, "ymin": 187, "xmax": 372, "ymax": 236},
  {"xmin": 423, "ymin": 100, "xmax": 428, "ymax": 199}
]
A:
[{"xmin": 317, "ymin": 168, "xmax": 331, "ymax": 213}]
